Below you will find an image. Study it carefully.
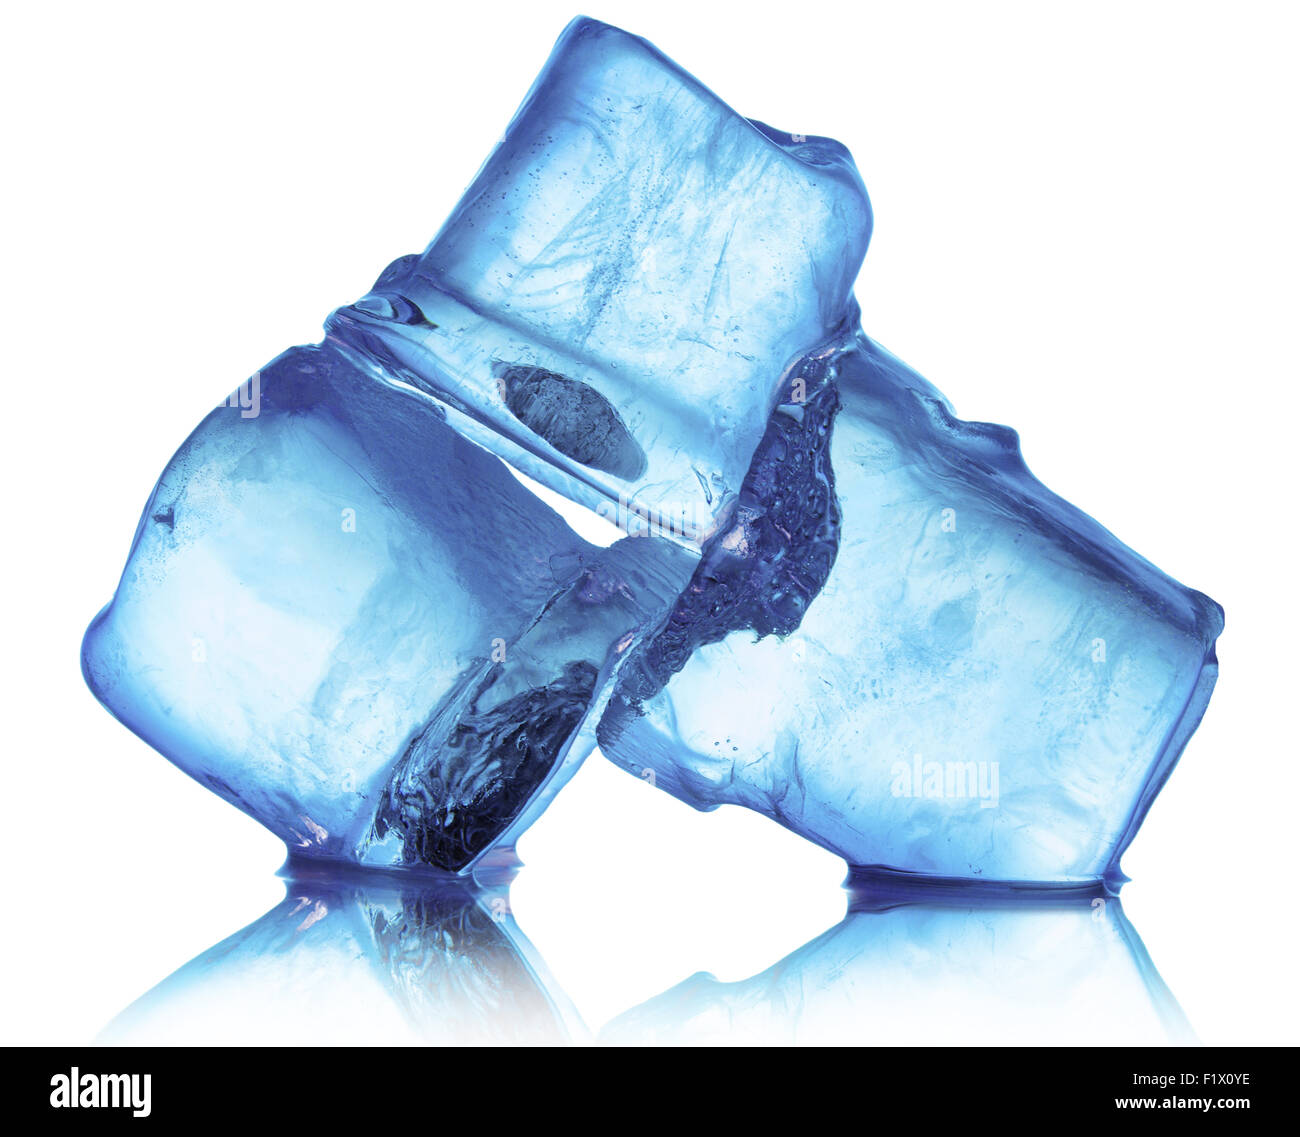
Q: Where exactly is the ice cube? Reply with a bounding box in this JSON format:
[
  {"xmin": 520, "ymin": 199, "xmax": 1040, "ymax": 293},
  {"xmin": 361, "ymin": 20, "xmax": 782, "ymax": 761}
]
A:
[
  {"xmin": 83, "ymin": 343, "xmax": 690, "ymax": 872},
  {"xmin": 599, "ymin": 334, "xmax": 1223, "ymax": 883},
  {"xmin": 328, "ymin": 17, "xmax": 871, "ymax": 547}
]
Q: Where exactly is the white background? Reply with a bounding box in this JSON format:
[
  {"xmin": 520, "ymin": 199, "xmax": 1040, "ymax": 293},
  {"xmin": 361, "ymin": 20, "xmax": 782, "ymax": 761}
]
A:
[{"xmin": 2, "ymin": 0, "xmax": 1297, "ymax": 1045}]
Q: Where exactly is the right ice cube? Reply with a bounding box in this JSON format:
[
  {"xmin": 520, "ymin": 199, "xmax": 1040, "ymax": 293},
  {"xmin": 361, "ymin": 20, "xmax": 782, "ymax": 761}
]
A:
[{"xmin": 598, "ymin": 328, "xmax": 1223, "ymax": 885}]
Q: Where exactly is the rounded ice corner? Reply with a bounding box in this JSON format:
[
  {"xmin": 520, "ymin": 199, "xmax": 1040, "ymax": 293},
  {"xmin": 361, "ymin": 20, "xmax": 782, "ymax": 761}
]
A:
[
  {"xmin": 746, "ymin": 118, "xmax": 874, "ymax": 233},
  {"xmin": 79, "ymin": 601, "xmax": 116, "ymax": 713}
]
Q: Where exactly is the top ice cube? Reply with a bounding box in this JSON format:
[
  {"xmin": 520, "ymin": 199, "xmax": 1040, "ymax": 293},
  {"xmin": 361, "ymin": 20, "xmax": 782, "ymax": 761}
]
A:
[{"xmin": 331, "ymin": 17, "xmax": 872, "ymax": 547}]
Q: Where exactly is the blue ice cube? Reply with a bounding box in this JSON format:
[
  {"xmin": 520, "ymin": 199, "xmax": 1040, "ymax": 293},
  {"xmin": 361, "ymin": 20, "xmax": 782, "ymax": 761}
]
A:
[
  {"xmin": 83, "ymin": 343, "xmax": 690, "ymax": 872},
  {"xmin": 599, "ymin": 332, "xmax": 1223, "ymax": 883},
  {"xmin": 329, "ymin": 17, "xmax": 870, "ymax": 546}
]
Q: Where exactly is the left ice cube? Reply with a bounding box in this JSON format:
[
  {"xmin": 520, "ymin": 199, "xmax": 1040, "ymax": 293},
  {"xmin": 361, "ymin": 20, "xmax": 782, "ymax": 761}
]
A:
[{"xmin": 82, "ymin": 342, "xmax": 688, "ymax": 872}]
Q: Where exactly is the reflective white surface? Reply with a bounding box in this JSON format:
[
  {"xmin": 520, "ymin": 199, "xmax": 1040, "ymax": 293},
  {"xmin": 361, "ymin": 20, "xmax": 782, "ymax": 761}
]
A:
[{"xmin": 98, "ymin": 863, "xmax": 1192, "ymax": 1047}]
